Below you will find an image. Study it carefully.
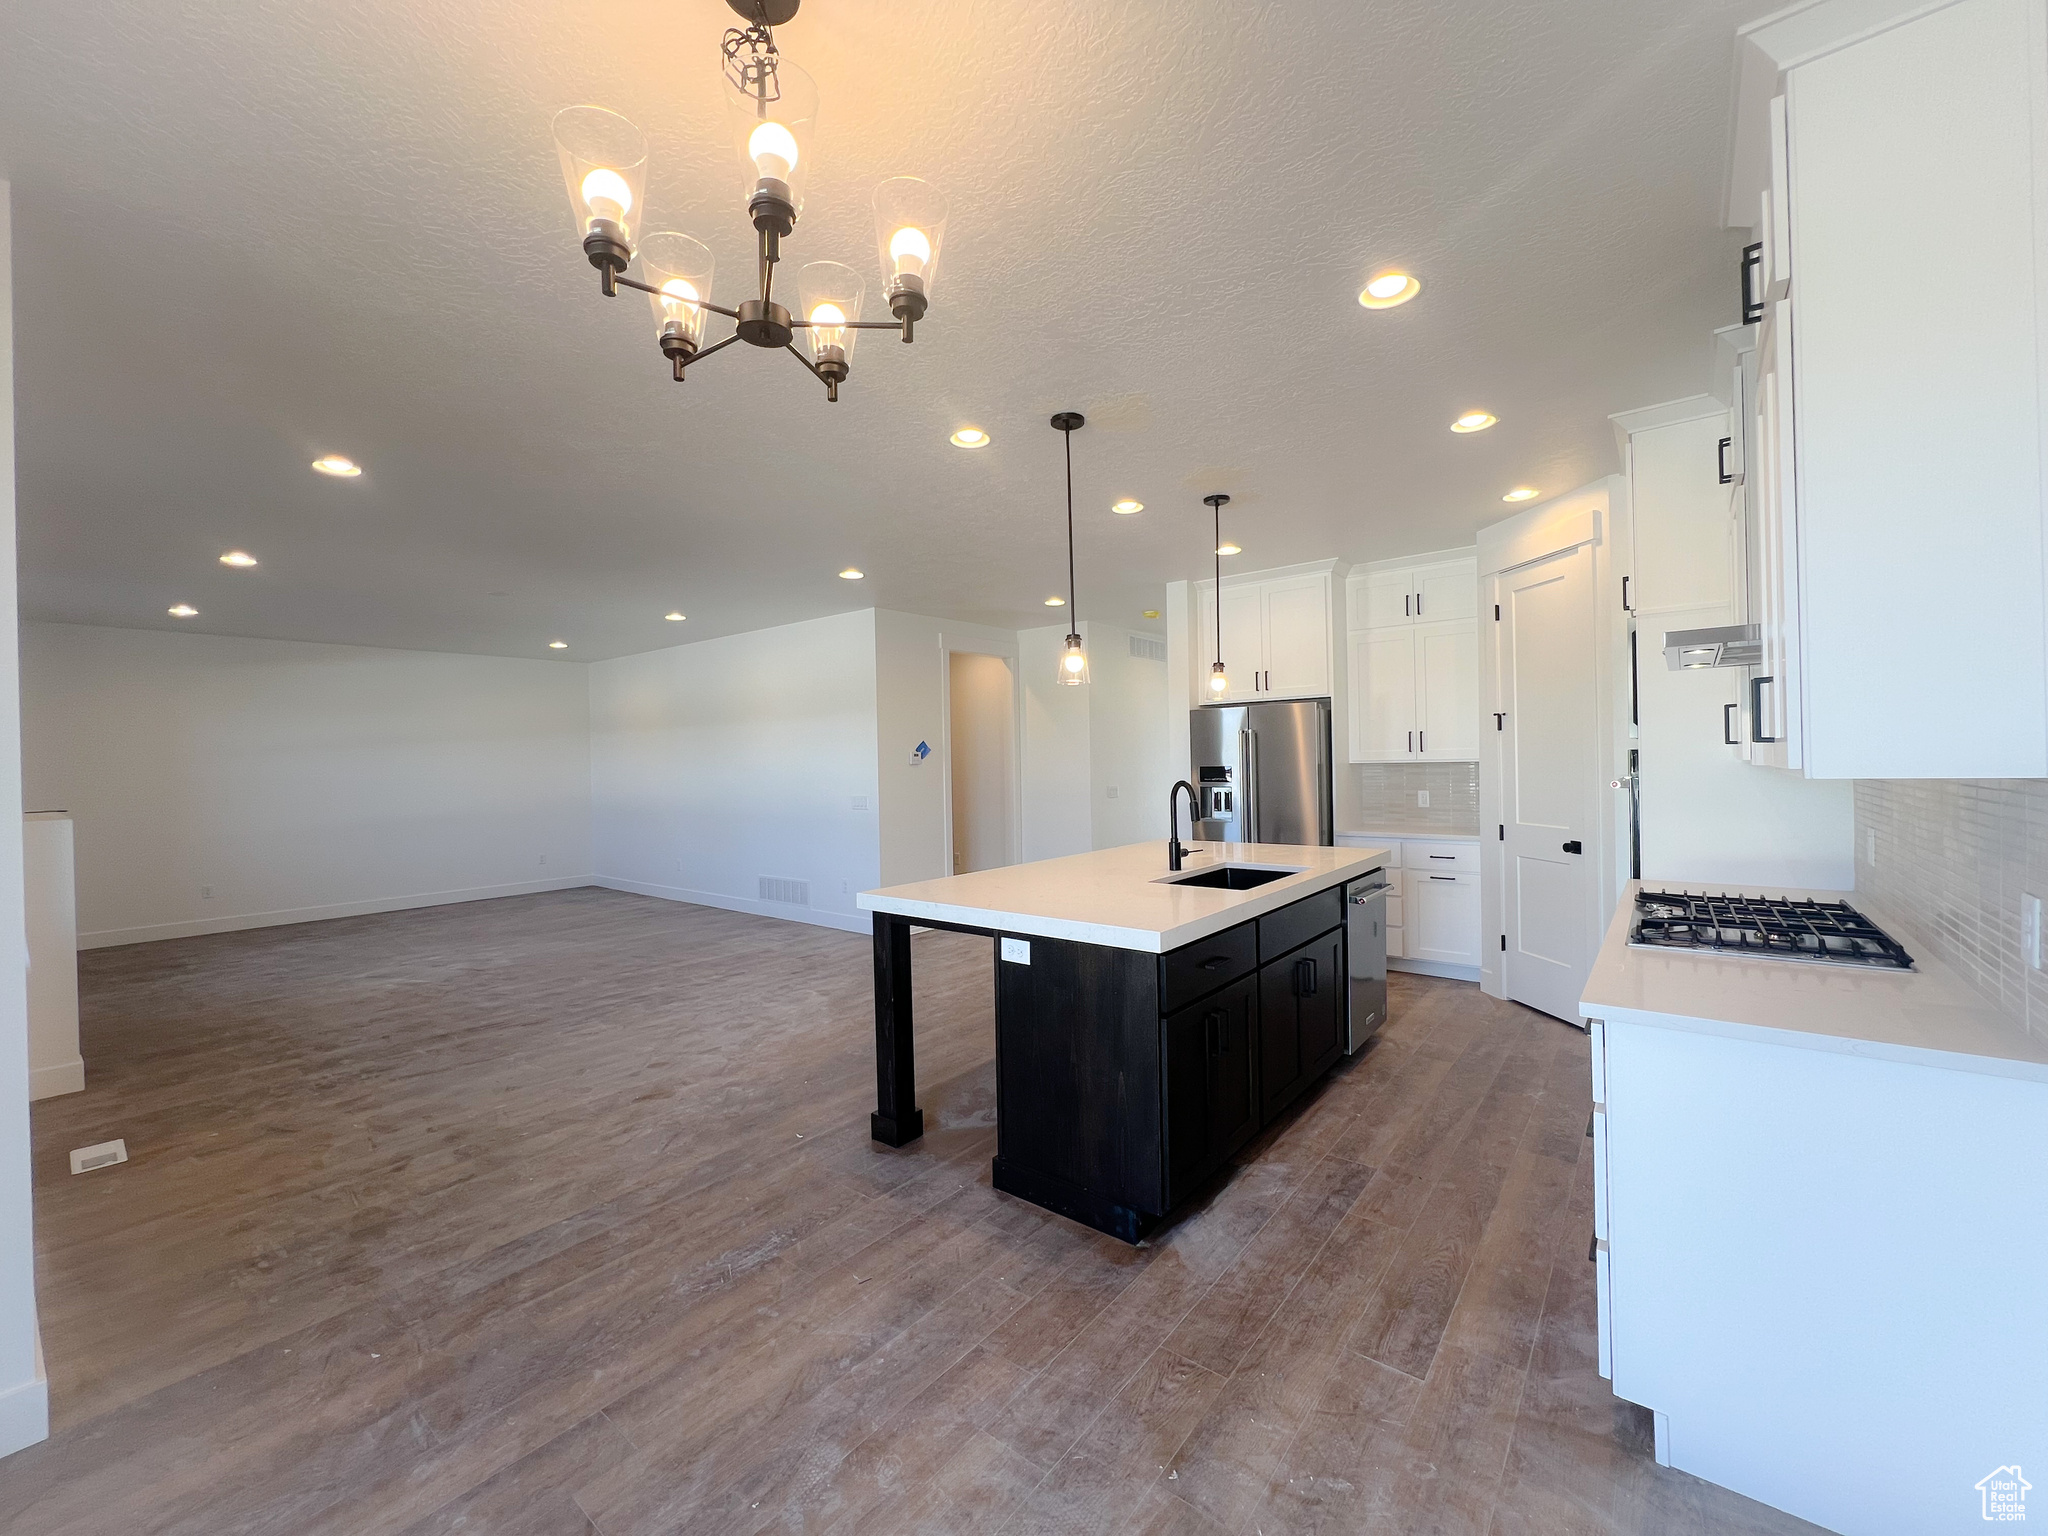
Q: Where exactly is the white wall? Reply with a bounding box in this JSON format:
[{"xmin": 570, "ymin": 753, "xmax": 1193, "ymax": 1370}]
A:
[
  {"xmin": 1086, "ymin": 623, "xmax": 1171, "ymax": 848},
  {"xmin": 20, "ymin": 624, "xmax": 593, "ymax": 947},
  {"xmin": 0, "ymin": 179, "xmax": 49, "ymax": 1459},
  {"xmin": 1019, "ymin": 625, "xmax": 1093, "ymax": 861},
  {"xmin": 948, "ymin": 652, "xmax": 1015, "ymax": 874},
  {"xmin": 873, "ymin": 610, "xmax": 1018, "ymax": 887},
  {"xmin": 587, "ymin": 610, "xmax": 881, "ymax": 932}
]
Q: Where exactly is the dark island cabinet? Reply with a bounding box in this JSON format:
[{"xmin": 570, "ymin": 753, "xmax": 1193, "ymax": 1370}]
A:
[
  {"xmin": 1258, "ymin": 927, "xmax": 1345, "ymax": 1121},
  {"xmin": 1162, "ymin": 973, "xmax": 1259, "ymax": 1208},
  {"xmin": 992, "ymin": 884, "xmax": 1350, "ymax": 1243}
]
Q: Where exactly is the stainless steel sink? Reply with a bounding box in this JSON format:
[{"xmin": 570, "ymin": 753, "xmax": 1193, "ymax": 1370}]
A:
[{"xmin": 1155, "ymin": 864, "xmax": 1302, "ymax": 890}]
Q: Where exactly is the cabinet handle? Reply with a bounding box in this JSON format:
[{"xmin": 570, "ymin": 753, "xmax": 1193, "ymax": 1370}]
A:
[
  {"xmin": 1416, "ymin": 592, "xmax": 1424, "ymax": 615},
  {"xmin": 1428, "ymin": 854, "xmax": 1455, "ymax": 860},
  {"xmin": 1740, "ymin": 241, "xmax": 1764, "ymax": 324},
  {"xmin": 1717, "ymin": 437, "xmax": 1733, "ymax": 485},
  {"xmin": 1418, "ymin": 731, "xmax": 1424, "ymax": 753},
  {"xmin": 1198, "ymin": 955, "xmax": 1231, "ymax": 971},
  {"xmin": 1212, "ymin": 1010, "xmax": 1229, "ymax": 1054},
  {"xmin": 1589, "ymin": 1233, "xmax": 1599, "ymax": 1264},
  {"xmin": 1751, "ymin": 675, "xmax": 1779, "ymax": 743},
  {"xmin": 1292, "ymin": 956, "xmax": 1317, "ymax": 997},
  {"xmin": 1428, "ymin": 874, "xmax": 1455, "ymax": 882},
  {"xmin": 1404, "ymin": 594, "xmax": 1410, "ymax": 617},
  {"xmin": 1723, "ymin": 702, "xmax": 1739, "ymax": 745},
  {"xmin": 1406, "ymin": 730, "xmax": 1413, "ymax": 753}
]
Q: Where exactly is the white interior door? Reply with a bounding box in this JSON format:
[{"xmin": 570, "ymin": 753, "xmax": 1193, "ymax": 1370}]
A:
[
  {"xmin": 1498, "ymin": 544, "xmax": 1599, "ymax": 1022},
  {"xmin": 1415, "ymin": 618, "xmax": 1478, "ymax": 760},
  {"xmin": 947, "ymin": 652, "xmax": 1017, "ymax": 873},
  {"xmin": 1261, "ymin": 576, "xmax": 1330, "ymax": 697},
  {"xmin": 1351, "ymin": 629, "xmax": 1416, "ymax": 761}
]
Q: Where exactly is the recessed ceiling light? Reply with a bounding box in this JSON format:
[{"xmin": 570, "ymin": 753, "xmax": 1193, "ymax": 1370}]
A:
[
  {"xmin": 950, "ymin": 428, "xmax": 989, "ymax": 448},
  {"xmin": 1358, "ymin": 271, "xmax": 1421, "ymax": 309},
  {"xmin": 219, "ymin": 550, "xmax": 257, "ymax": 568},
  {"xmin": 1044, "ymin": 596, "xmax": 1066, "ymax": 606},
  {"xmin": 1450, "ymin": 411, "xmax": 1497, "ymax": 433},
  {"xmin": 1111, "ymin": 499, "xmax": 1143, "ymax": 515},
  {"xmin": 1502, "ymin": 486, "xmax": 1540, "ymax": 502},
  {"xmin": 839, "ymin": 568, "xmax": 865, "ymax": 580},
  {"xmin": 664, "ymin": 611, "xmax": 686, "ymax": 621},
  {"xmin": 1142, "ymin": 609, "xmax": 1160, "ymax": 619},
  {"xmin": 311, "ymin": 455, "xmax": 362, "ymax": 478},
  {"xmin": 1217, "ymin": 542, "xmax": 1241, "ymax": 556},
  {"xmin": 549, "ymin": 640, "xmax": 568, "ymax": 649},
  {"xmin": 167, "ymin": 604, "xmax": 198, "ymax": 618}
]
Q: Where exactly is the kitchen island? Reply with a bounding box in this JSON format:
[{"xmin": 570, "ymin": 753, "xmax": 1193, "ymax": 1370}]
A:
[{"xmin": 859, "ymin": 840, "xmax": 1388, "ymax": 1241}]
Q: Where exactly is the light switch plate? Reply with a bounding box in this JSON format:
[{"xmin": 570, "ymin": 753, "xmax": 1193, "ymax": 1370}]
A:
[
  {"xmin": 1000, "ymin": 937, "xmax": 1031, "ymax": 966},
  {"xmin": 2025, "ymin": 893, "xmax": 2043, "ymax": 970}
]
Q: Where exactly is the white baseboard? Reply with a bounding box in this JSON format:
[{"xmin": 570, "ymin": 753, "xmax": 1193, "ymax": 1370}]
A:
[
  {"xmin": 1391, "ymin": 957, "xmax": 1482, "ymax": 982},
  {"xmin": 0, "ymin": 1336, "xmax": 50, "ymax": 1460},
  {"xmin": 78, "ymin": 877, "xmax": 599, "ymax": 950},
  {"xmin": 28, "ymin": 1057, "xmax": 83, "ymax": 1100},
  {"xmin": 592, "ymin": 876, "xmax": 868, "ymax": 936}
]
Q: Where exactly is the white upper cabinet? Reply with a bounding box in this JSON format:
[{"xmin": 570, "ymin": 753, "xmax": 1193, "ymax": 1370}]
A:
[
  {"xmin": 1192, "ymin": 562, "xmax": 1337, "ymax": 702},
  {"xmin": 1345, "ymin": 555, "xmax": 1481, "ymax": 762},
  {"xmin": 1356, "ymin": 557, "xmax": 1477, "ymax": 627},
  {"xmin": 1727, "ymin": 0, "xmax": 2048, "ymax": 777}
]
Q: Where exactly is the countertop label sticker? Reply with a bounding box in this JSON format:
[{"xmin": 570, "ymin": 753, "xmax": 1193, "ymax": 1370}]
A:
[{"xmin": 1000, "ymin": 937, "xmax": 1031, "ymax": 965}]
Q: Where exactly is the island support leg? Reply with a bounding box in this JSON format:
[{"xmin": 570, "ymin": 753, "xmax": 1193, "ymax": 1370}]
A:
[{"xmin": 870, "ymin": 913, "xmax": 924, "ymax": 1146}]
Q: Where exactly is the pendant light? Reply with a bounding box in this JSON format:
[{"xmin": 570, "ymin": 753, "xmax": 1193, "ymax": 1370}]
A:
[
  {"xmin": 1052, "ymin": 412, "xmax": 1089, "ymax": 686},
  {"xmin": 1206, "ymin": 493, "xmax": 1231, "ymax": 695}
]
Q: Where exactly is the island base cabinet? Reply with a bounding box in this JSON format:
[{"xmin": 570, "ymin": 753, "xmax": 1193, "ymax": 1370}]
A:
[
  {"xmin": 1163, "ymin": 975, "xmax": 1259, "ymax": 1210},
  {"xmin": 1259, "ymin": 928, "xmax": 1345, "ymax": 1121}
]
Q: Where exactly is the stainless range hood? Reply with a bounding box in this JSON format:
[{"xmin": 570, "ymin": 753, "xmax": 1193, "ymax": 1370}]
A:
[{"xmin": 1662, "ymin": 623, "xmax": 1761, "ymax": 670}]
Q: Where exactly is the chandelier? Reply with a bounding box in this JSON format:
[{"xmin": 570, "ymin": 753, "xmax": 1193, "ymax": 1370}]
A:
[{"xmin": 551, "ymin": 0, "xmax": 947, "ymax": 402}]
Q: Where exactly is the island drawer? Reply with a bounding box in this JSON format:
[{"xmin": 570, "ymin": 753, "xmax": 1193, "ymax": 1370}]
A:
[
  {"xmin": 1159, "ymin": 922, "xmax": 1258, "ymax": 1013},
  {"xmin": 1258, "ymin": 886, "xmax": 1343, "ymax": 962}
]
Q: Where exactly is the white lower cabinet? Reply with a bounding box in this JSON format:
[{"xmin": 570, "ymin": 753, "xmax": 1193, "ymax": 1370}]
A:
[
  {"xmin": 1586, "ymin": 1008, "xmax": 2048, "ymax": 1535},
  {"xmin": 1409, "ymin": 870, "xmax": 1480, "ymax": 966}
]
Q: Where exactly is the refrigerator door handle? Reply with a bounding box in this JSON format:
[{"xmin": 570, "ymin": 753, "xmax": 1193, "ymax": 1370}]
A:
[{"xmin": 1241, "ymin": 728, "xmax": 1260, "ymax": 843}]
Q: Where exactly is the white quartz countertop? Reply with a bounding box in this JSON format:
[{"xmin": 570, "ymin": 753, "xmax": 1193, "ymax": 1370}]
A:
[
  {"xmin": 1579, "ymin": 881, "xmax": 2048, "ymax": 1083},
  {"xmin": 859, "ymin": 841, "xmax": 1391, "ymax": 954}
]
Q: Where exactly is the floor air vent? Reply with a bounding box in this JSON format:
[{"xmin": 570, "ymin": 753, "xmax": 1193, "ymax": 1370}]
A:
[
  {"xmin": 1129, "ymin": 634, "xmax": 1166, "ymax": 662},
  {"xmin": 758, "ymin": 876, "xmax": 810, "ymax": 906}
]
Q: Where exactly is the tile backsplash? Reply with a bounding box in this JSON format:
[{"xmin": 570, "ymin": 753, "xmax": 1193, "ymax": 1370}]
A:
[
  {"xmin": 1855, "ymin": 778, "xmax": 2048, "ymax": 1039},
  {"xmin": 1350, "ymin": 761, "xmax": 1480, "ymax": 834}
]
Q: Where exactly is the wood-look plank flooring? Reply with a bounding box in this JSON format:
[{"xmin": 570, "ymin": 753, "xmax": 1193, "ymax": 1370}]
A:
[{"xmin": 5, "ymin": 888, "xmax": 1827, "ymax": 1535}]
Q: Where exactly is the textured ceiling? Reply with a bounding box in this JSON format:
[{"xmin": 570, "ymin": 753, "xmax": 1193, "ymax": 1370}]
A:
[{"xmin": 0, "ymin": 0, "xmax": 1764, "ymax": 661}]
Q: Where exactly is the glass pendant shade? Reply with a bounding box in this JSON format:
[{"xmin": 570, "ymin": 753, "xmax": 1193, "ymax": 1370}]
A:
[
  {"xmin": 723, "ymin": 55, "xmax": 819, "ymax": 218},
  {"xmin": 1056, "ymin": 632, "xmax": 1090, "ymax": 686},
  {"xmin": 553, "ymin": 106, "xmax": 650, "ymax": 252},
  {"xmin": 637, "ymin": 232, "xmax": 716, "ymax": 350},
  {"xmin": 1209, "ymin": 661, "xmax": 1229, "ymax": 694},
  {"xmin": 798, "ymin": 261, "xmax": 865, "ymax": 365},
  {"xmin": 872, "ymin": 177, "xmax": 948, "ymax": 301}
]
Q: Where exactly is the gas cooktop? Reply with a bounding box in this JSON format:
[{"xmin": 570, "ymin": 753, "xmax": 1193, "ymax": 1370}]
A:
[{"xmin": 1628, "ymin": 890, "xmax": 1915, "ymax": 970}]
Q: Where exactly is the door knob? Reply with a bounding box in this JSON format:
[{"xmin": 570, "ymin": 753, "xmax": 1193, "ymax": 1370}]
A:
[{"xmin": 1562, "ymin": 840, "xmax": 1583, "ymax": 854}]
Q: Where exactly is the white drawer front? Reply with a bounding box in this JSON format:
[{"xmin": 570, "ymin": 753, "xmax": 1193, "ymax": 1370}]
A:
[{"xmin": 1402, "ymin": 839, "xmax": 1478, "ymax": 872}]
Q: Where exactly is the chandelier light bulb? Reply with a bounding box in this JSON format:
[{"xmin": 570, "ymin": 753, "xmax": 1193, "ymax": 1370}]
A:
[
  {"xmin": 888, "ymin": 226, "xmax": 931, "ymax": 277},
  {"xmin": 1210, "ymin": 662, "xmax": 1229, "ymax": 694},
  {"xmin": 580, "ymin": 167, "xmax": 634, "ymax": 223},
  {"xmin": 660, "ymin": 277, "xmax": 700, "ymax": 310},
  {"xmin": 748, "ymin": 120, "xmax": 800, "ymax": 180},
  {"xmin": 1064, "ymin": 646, "xmax": 1087, "ymax": 674}
]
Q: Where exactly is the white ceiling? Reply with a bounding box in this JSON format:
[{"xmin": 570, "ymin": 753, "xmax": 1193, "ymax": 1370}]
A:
[{"xmin": 0, "ymin": 0, "xmax": 1763, "ymax": 662}]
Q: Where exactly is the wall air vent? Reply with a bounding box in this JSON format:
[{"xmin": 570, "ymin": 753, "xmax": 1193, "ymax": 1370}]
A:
[
  {"xmin": 758, "ymin": 876, "xmax": 810, "ymax": 906},
  {"xmin": 1129, "ymin": 634, "xmax": 1166, "ymax": 663}
]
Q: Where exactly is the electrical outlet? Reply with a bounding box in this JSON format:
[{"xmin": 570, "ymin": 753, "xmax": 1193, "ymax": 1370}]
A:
[
  {"xmin": 841, "ymin": 879, "xmax": 849, "ymax": 894},
  {"xmin": 1105, "ymin": 786, "xmax": 1119, "ymax": 800},
  {"xmin": 1417, "ymin": 790, "xmax": 1431, "ymax": 809},
  {"xmin": 850, "ymin": 795, "xmax": 869, "ymax": 812},
  {"xmin": 2025, "ymin": 893, "xmax": 2043, "ymax": 970},
  {"xmin": 200, "ymin": 885, "xmax": 213, "ymax": 900},
  {"xmin": 538, "ymin": 854, "xmax": 547, "ymax": 867},
  {"xmin": 1865, "ymin": 828, "xmax": 1877, "ymax": 865}
]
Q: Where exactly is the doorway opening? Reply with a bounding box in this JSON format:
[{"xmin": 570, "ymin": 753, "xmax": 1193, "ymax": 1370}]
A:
[{"xmin": 947, "ymin": 652, "xmax": 1017, "ymax": 874}]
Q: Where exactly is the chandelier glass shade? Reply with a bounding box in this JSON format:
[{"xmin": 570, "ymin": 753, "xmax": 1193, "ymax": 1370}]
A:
[{"xmin": 549, "ymin": 3, "xmax": 946, "ymax": 404}]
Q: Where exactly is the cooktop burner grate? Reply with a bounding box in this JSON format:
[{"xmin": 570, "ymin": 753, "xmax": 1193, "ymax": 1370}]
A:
[{"xmin": 1629, "ymin": 890, "xmax": 1914, "ymax": 969}]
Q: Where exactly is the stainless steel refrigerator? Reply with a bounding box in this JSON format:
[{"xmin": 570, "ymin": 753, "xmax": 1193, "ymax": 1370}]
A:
[{"xmin": 1189, "ymin": 699, "xmax": 1334, "ymax": 847}]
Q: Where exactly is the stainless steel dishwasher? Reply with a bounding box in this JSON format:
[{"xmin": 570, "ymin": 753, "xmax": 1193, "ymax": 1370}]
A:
[{"xmin": 1345, "ymin": 870, "xmax": 1390, "ymax": 1051}]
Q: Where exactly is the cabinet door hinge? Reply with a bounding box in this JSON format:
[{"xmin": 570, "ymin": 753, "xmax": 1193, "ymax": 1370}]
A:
[
  {"xmin": 1500, "ymin": 934, "xmax": 1507, "ymax": 952},
  {"xmin": 1494, "ymin": 603, "xmax": 1501, "ymax": 621},
  {"xmin": 1498, "ymin": 824, "xmax": 1504, "ymax": 840},
  {"xmin": 1493, "ymin": 712, "xmax": 1505, "ymax": 730}
]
